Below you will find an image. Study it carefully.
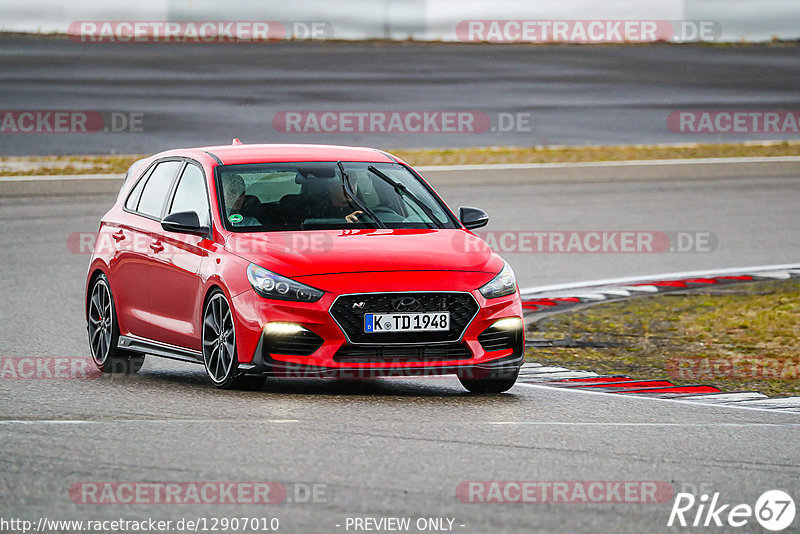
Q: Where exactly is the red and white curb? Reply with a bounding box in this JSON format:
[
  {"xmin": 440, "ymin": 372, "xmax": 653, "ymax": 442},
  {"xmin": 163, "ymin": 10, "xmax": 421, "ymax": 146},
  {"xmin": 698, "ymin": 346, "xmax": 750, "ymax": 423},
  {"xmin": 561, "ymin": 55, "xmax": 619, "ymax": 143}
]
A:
[
  {"xmin": 520, "ymin": 263, "xmax": 800, "ymax": 320},
  {"xmin": 517, "ymin": 363, "xmax": 800, "ymax": 413},
  {"xmin": 519, "ymin": 264, "xmax": 800, "ymax": 413}
]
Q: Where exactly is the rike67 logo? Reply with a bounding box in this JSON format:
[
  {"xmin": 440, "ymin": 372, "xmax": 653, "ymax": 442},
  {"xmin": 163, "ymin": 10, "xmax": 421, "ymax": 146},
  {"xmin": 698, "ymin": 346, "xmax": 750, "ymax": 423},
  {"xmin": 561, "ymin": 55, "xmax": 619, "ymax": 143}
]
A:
[{"xmin": 668, "ymin": 490, "xmax": 796, "ymax": 531}]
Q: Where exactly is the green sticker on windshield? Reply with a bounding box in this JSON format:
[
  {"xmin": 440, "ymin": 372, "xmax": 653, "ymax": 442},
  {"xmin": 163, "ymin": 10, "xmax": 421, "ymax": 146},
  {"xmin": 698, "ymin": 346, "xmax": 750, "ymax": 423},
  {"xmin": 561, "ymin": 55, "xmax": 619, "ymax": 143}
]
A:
[{"xmin": 228, "ymin": 214, "xmax": 243, "ymax": 224}]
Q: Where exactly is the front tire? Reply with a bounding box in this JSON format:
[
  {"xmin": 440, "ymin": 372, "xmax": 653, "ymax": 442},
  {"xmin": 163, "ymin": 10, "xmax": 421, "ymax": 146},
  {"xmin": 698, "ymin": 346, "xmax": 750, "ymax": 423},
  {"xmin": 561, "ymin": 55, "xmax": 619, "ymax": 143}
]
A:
[
  {"xmin": 458, "ymin": 366, "xmax": 520, "ymax": 394},
  {"xmin": 87, "ymin": 274, "xmax": 145, "ymax": 374},
  {"xmin": 202, "ymin": 290, "xmax": 265, "ymax": 390}
]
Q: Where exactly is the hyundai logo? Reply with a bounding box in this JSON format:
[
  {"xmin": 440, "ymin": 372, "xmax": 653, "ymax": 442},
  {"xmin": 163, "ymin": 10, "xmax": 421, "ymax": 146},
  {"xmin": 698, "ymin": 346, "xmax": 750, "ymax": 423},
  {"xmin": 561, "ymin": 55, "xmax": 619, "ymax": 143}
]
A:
[{"xmin": 391, "ymin": 297, "xmax": 421, "ymax": 312}]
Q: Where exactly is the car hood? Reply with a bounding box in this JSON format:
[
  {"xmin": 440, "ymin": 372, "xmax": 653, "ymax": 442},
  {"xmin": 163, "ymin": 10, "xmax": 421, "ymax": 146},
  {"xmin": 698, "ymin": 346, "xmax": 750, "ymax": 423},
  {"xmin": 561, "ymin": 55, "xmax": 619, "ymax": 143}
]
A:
[{"xmin": 224, "ymin": 228, "xmax": 503, "ymax": 278}]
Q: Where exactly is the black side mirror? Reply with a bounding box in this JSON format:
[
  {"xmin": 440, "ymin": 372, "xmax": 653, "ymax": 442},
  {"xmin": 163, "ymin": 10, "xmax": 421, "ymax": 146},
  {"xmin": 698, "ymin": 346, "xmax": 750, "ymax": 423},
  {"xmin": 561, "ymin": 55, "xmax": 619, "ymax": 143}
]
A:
[
  {"xmin": 458, "ymin": 206, "xmax": 489, "ymax": 230},
  {"xmin": 161, "ymin": 211, "xmax": 208, "ymax": 235}
]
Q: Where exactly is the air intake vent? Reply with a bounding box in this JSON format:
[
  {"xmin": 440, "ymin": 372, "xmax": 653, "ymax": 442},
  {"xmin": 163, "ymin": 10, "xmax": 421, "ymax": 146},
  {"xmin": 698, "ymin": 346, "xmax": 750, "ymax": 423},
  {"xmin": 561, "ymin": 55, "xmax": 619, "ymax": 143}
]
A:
[
  {"xmin": 478, "ymin": 326, "xmax": 519, "ymax": 352},
  {"xmin": 334, "ymin": 343, "xmax": 472, "ymax": 363},
  {"xmin": 264, "ymin": 330, "xmax": 324, "ymax": 356}
]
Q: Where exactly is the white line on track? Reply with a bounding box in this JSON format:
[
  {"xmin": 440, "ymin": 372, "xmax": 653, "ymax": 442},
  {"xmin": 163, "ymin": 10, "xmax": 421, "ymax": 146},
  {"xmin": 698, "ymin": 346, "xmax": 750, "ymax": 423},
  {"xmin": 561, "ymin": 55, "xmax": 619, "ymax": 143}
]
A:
[{"xmin": 514, "ymin": 382, "xmax": 800, "ymax": 415}]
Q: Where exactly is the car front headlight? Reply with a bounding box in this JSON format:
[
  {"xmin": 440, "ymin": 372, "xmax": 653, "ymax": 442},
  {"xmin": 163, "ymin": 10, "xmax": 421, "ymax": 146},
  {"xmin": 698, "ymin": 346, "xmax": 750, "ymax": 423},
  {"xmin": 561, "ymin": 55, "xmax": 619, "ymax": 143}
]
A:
[
  {"xmin": 479, "ymin": 261, "xmax": 517, "ymax": 299},
  {"xmin": 246, "ymin": 263, "xmax": 324, "ymax": 302}
]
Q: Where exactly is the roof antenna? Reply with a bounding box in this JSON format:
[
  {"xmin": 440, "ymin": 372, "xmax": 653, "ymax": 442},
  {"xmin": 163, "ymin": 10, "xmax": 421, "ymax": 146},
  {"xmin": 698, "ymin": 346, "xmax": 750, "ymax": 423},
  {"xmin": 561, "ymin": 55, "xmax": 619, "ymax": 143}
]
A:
[{"xmin": 232, "ymin": 138, "xmax": 243, "ymax": 145}]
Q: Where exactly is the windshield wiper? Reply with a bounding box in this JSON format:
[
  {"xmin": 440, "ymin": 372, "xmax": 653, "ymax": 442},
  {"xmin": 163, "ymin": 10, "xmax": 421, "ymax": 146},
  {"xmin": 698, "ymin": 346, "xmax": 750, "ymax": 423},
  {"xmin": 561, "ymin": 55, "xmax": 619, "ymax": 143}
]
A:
[
  {"xmin": 367, "ymin": 165, "xmax": 443, "ymax": 228},
  {"xmin": 336, "ymin": 161, "xmax": 386, "ymax": 229}
]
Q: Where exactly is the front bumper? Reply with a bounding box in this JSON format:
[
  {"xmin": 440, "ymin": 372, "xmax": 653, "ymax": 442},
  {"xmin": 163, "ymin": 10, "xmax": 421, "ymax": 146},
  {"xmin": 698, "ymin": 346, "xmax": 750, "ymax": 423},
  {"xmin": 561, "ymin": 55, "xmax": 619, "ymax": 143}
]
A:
[{"xmin": 231, "ymin": 287, "xmax": 524, "ymax": 378}]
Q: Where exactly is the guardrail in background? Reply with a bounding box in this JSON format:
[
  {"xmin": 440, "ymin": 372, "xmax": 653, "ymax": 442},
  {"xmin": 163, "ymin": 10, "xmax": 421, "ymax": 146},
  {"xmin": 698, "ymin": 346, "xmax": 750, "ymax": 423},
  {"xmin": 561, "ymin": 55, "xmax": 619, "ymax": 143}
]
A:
[{"xmin": 2, "ymin": 0, "xmax": 799, "ymax": 42}]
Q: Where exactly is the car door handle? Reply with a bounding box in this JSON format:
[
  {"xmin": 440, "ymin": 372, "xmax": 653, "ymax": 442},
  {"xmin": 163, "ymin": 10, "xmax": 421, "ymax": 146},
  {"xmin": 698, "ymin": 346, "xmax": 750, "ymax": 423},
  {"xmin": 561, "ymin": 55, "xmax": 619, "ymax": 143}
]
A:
[
  {"xmin": 112, "ymin": 230, "xmax": 125, "ymax": 242},
  {"xmin": 150, "ymin": 241, "xmax": 164, "ymax": 253}
]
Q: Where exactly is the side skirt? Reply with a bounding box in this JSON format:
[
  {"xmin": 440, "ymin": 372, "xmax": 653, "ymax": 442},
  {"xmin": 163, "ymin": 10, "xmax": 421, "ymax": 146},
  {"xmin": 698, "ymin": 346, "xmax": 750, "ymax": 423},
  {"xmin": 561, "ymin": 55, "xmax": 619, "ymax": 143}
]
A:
[{"xmin": 118, "ymin": 335, "xmax": 203, "ymax": 364}]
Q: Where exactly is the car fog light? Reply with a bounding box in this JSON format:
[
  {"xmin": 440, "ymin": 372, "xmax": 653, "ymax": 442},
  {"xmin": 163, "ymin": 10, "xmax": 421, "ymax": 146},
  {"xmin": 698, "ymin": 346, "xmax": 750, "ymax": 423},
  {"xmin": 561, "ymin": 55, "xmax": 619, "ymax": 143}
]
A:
[
  {"xmin": 491, "ymin": 317, "xmax": 523, "ymax": 330},
  {"xmin": 263, "ymin": 322, "xmax": 307, "ymax": 336}
]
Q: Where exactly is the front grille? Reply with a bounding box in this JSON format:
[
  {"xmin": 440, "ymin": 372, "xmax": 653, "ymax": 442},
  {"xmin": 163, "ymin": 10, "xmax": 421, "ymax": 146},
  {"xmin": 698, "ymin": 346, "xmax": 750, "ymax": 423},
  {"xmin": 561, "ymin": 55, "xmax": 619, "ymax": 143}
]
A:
[
  {"xmin": 478, "ymin": 326, "xmax": 518, "ymax": 352},
  {"xmin": 265, "ymin": 330, "xmax": 324, "ymax": 356},
  {"xmin": 330, "ymin": 292, "xmax": 479, "ymax": 344},
  {"xmin": 334, "ymin": 343, "xmax": 472, "ymax": 363}
]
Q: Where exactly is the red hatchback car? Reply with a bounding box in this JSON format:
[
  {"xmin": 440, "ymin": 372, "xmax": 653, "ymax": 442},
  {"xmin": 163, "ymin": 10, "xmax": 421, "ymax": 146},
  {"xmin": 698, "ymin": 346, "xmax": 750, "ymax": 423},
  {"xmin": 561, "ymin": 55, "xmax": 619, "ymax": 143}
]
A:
[{"xmin": 85, "ymin": 143, "xmax": 524, "ymax": 392}]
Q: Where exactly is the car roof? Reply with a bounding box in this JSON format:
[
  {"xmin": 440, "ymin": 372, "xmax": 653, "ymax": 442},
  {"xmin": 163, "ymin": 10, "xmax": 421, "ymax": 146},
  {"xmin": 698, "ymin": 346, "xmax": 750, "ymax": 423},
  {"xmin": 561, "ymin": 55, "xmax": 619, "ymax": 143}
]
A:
[{"xmin": 188, "ymin": 143, "xmax": 399, "ymax": 166}]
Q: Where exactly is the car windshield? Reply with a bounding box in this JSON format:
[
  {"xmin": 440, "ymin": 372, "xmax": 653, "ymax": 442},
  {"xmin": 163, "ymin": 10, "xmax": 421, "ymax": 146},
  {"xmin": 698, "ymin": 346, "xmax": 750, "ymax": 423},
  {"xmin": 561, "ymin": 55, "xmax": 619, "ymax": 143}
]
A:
[{"xmin": 215, "ymin": 162, "xmax": 458, "ymax": 231}]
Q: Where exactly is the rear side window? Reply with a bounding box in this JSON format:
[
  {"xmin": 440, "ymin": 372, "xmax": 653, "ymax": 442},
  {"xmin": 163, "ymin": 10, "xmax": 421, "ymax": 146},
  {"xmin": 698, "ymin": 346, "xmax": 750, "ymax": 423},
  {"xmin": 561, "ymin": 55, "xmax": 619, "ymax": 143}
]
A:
[
  {"xmin": 124, "ymin": 166, "xmax": 150, "ymax": 211},
  {"xmin": 169, "ymin": 164, "xmax": 210, "ymax": 227},
  {"xmin": 134, "ymin": 161, "xmax": 183, "ymax": 218}
]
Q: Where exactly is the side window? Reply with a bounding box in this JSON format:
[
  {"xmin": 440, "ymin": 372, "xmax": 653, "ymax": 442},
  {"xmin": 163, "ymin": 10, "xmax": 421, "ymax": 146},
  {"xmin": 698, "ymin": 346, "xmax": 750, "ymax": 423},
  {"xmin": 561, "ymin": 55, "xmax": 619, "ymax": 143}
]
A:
[
  {"xmin": 136, "ymin": 161, "xmax": 183, "ymax": 218},
  {"xmin": 124, "ymin": 166, "xmax": 151, "ymax": 211},
  {"xmin": 168, "ymin": 164, "xmax": 210, "ymax": 227}
]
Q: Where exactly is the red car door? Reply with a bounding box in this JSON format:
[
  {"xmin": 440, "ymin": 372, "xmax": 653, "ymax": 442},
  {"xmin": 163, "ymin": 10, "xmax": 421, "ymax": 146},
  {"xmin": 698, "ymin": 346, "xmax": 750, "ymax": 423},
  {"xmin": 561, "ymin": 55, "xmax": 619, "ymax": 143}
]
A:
[
  {"xmin": 147, "ymin": 162, "xmax": 212, "ymax": 351},
  {"xmin": 113, "ymin": 159, "xmax": 184, "ymax": 341},
  {"xmin": 103, "ymin": 213, "xmax": 152, "ymax": 340}
]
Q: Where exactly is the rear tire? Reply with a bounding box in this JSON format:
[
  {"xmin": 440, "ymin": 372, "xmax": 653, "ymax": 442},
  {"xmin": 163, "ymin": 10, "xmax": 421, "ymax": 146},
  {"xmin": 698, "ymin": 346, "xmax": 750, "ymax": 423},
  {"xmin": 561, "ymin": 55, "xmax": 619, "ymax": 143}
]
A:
[
  {"xmin": 87, "ymin": 274, "xmax": 145, "ymax": 374},
  {"xmin": 458, "ymin": 366, "xmax": 520, "ymax": 394}
]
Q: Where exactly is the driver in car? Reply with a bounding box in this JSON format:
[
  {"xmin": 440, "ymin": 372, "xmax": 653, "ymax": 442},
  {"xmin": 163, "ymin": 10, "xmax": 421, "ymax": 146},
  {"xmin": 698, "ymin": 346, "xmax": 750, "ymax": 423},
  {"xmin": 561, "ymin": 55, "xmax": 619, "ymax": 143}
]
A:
[
  {"xmin": 222, "ymin": 174, "xmax": 260, "ymax": 227},
  {"xmin": 325, "ymin": 178, "xmax": 363, "ymax": 223}
]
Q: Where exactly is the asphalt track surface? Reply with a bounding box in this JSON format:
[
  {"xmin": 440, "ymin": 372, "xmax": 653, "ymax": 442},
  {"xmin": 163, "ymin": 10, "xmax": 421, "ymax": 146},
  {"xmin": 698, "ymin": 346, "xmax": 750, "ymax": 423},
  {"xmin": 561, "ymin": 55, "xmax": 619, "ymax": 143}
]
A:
[
  {"xmin": 1, "ymin": 35, "xmax": 800, "ymax": 155},
  {"xmin": 1, "ymin": 172, "xmax": 799, "ymax": 533}
]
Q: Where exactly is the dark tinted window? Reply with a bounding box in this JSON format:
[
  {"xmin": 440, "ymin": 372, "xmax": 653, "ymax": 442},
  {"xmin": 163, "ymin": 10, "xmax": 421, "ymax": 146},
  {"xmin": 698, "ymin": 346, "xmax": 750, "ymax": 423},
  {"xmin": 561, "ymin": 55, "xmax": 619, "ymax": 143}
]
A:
[
  {"xmin": 136, "ymin": 161, "xmax": 182, "ymax": 218},
  {"xmin": 169, "ymin": 164, "xmax": 210, "ymax": 227},
  {"xmin": 215, "ymin": 162, "xmax": 458, "ymax": 232}
]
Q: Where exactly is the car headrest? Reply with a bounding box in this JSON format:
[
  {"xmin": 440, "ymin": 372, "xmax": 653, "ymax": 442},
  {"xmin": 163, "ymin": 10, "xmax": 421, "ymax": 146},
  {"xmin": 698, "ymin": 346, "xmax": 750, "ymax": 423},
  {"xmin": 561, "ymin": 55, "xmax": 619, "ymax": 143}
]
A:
[{"xmin": 295, "ymin": 164, "xmax": 337, "ymax": 179}]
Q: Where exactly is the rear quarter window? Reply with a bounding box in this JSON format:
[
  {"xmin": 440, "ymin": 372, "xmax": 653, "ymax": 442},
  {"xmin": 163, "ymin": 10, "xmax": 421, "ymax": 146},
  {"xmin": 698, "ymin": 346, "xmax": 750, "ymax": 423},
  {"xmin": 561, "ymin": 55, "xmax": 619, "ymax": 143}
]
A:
[{"xmin": 129, "ymin": 160, "xmax": 183, "ymax": 218}]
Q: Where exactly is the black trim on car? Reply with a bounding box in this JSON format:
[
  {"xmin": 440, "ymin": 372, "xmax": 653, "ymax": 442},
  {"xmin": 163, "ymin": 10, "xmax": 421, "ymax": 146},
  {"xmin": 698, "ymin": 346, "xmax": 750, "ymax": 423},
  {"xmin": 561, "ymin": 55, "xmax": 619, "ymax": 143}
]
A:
[
  {"xmin": 375, "ymin": 149, "xmax": 400, "ymax": 163},
  {"xmin": 329, "ymin": 291, "xmax": 480, "ymax": 346},
  {"xmin": 236, "ymin": 310, "xmax": 524, "ymax": 378},
  {"xmin": 478, "ymin": 322, "xmax": 524, "ymax": 353},
  {"xmin": 241, "ymin": 334, "xmax": 522, "ymax": 378},
  {"xmin": 333, "ymin": 343, "xmax": 472, "ymax": 363},
  {"xmin": 165, "ymin": 161, "xmax": 212, "ymax": 232},
  {"xmin": 118, "ymin": 335, "xmax": 203, "ymax": 363},
  {"xmin": 202, "ymin": 150, "xmax": 223, "ymax": 165}
]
